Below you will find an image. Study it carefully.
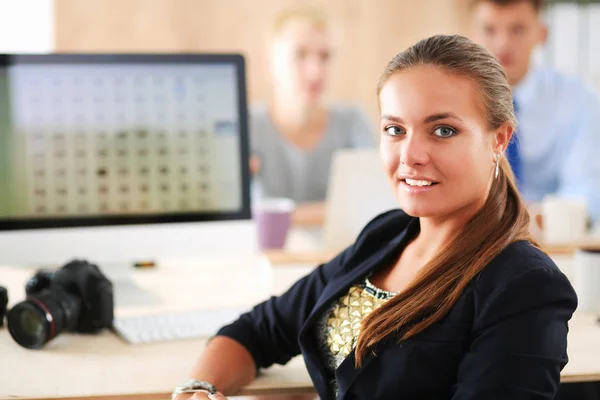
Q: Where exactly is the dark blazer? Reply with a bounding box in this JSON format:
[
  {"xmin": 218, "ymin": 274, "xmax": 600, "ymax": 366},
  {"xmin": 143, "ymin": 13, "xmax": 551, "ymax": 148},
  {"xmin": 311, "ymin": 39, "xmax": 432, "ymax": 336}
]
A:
[{"xmin": 218, "ymin": 210, "xmax": 578, "ymax": 399}]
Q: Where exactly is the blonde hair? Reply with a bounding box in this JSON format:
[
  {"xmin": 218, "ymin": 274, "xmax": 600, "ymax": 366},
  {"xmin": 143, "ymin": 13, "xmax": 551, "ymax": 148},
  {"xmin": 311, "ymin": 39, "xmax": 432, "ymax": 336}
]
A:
[
  {"xmin": 271, "ymin": 7, "xmax": 329, "ymax": 37},
  {"xmin": 356, "ymin": 34, "xmax": 535, "ymax": 366},
  {"xmin": 470, "ymin": 0, "xmax": 544, "ymax": 13}
]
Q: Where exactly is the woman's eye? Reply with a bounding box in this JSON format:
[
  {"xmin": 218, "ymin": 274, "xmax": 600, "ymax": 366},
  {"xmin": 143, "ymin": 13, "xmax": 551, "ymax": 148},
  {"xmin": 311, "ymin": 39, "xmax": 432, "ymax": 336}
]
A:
[
  {"xmin": 434, "ymin": 126, "xmax": 456, "ymax": 138},
  {"xmin": 295, "ymin": 49, "xmax": 308, "ymax": 60},
  {"xmin": 385, "ymin": 126, "xmax": 405, "ymax": 136}
]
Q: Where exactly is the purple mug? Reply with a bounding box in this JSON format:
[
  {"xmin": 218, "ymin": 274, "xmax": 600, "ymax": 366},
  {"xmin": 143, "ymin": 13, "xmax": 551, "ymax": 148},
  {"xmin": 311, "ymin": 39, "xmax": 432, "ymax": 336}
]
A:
[{"xmin": 253, "ymin": 198, "xmax": 296, "ymax": 250}]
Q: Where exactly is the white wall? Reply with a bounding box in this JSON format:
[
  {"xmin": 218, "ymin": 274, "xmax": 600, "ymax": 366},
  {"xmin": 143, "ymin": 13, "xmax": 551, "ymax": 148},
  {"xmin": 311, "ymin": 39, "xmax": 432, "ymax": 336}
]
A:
[
  {"xmin": 0, "ymin": 0, "xmax": 54, "ymax": 53},
  {"xmin": 541, "ymin": 2, "xmax": 600, "ymax": 91}
]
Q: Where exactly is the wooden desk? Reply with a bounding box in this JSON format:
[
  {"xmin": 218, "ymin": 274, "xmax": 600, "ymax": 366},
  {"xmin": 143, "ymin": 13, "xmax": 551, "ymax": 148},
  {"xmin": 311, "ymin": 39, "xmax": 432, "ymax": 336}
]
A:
[
  {"xmin": 2, "ymin": 252, "xmax": 600, "ymax": 399},
  {"xmin": 0, "ymin": 256, "xmax": 317, "ymax": 400},
  {"xmin": 562, "ymin": 313, "xmax": 600, "ymax": 383},
  {"xmin": 282, "ymin": 227, "xmax": 600, "ymax": 264},
  {"xmin": 542, "ymin": 240, "xmax": 600, "ymax": 256}
]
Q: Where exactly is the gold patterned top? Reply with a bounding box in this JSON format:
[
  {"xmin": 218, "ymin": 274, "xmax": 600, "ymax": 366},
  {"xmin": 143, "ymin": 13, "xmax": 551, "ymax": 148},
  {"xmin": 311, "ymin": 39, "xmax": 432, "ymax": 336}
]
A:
[{"xmin": 316, "ymin": 277, "xmax": 396, "ymax": 398}]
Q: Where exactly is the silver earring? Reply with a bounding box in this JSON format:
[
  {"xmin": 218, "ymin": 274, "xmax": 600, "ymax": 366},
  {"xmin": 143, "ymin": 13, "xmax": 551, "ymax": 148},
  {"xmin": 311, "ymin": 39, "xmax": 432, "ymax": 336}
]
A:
[{"xmin": 495, "ymin": 154, "xmax": 501, "ymax": 178}]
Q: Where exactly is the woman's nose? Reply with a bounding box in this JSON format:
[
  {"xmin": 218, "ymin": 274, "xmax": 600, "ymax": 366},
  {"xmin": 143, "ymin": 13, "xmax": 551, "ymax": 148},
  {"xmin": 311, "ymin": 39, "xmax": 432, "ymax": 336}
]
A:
[{"xmin": 400, "ymin": 132, "xmax": 430, "ymax": 167}]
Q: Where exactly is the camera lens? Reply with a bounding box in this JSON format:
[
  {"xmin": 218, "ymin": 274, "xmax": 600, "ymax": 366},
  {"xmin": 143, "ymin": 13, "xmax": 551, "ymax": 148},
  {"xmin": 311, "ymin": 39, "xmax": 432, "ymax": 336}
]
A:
[
  {"xmin": 7, "ymin": 290, "xmax": 81, "ymax": 349},
  {"xmin": 12, "ymin": 304, "xmax": 45, "ymax": 341}
]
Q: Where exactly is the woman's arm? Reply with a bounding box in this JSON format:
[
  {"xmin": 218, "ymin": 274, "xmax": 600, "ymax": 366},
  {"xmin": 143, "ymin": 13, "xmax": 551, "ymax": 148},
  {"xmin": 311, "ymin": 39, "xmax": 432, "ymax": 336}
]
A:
[
  {"xmin": 292, "ymin": 202, "xmax": 326, "ymax": 227},
  {"xmin": 452, "ymin": 265, "xmax": 578, "ymax": 399},
  {"xmin": 179, "ymin": 336, "xmax": 256, "ymax": 399},
  {"xmin": 250, "ymin": 154, "xmax": 325, "ymax": 228},
  {"xmin": 176, "ymin": 254, "xmax": 350, "ymax": 399},
  {"xmin": 174, "ymin": 210, "xmax": 403, "ymax": 399}
]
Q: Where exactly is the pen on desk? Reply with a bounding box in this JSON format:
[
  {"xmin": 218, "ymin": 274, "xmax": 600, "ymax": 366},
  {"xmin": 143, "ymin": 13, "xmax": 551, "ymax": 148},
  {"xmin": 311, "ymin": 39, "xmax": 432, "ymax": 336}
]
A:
[{"xmin": 133, "ymin": 261, "xmax": 156, "ymax": 268}]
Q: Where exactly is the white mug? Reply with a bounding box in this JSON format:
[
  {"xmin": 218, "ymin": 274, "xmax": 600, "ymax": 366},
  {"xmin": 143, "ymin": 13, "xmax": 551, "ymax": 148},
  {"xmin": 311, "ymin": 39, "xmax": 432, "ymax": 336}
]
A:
[
  {"xmin": 541, "ymin": 196, "xmax": 588, "ymax": 244},
  {"xmin": 574, "ymin": 247, "xmax": 600, "ymax": 314}
]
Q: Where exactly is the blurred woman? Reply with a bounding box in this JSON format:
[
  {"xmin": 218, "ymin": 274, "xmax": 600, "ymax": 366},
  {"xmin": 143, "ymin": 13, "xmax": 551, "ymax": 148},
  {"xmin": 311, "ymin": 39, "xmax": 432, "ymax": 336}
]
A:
[{"xmin": 251, "ymin": 8, "xmax": 375, "ymax": 226}]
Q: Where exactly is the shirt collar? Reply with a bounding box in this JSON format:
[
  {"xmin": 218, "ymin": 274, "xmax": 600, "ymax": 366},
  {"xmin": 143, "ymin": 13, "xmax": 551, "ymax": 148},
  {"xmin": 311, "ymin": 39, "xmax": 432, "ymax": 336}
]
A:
[{"xmin": 512, "ymin": 64, "xmax": 540, "ymax": 108}]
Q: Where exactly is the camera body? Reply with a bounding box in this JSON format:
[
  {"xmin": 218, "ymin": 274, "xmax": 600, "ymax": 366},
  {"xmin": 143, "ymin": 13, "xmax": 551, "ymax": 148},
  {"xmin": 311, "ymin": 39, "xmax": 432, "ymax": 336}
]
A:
[{"xmin": 7, "ymin": 259, "xmax": 114, "ymax": 348}]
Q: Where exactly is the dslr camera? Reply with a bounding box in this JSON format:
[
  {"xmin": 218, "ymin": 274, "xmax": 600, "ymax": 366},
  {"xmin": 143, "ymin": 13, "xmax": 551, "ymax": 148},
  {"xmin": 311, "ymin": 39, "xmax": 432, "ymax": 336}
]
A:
[{"xmin": 7, "ymin": 259, "xmax": 114, "ymax": 349}]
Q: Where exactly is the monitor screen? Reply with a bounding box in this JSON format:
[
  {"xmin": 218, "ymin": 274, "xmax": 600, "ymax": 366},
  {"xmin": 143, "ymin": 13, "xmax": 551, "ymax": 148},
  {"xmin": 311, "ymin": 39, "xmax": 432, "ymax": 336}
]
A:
[{"xmin": 0, "ymin": 54, "xmax": 251, "ymax": 231}]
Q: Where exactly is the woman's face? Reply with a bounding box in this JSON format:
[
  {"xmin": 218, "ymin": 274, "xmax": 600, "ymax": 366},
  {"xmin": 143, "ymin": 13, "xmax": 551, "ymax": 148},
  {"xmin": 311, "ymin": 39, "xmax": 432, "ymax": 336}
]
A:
[
  {"xmin": 270, "ymin": 19, "xmax": 332, "ymax": 106},
  {"xmin": 378, "ymin": 65, "xmax": 505, "ymax": 221}
]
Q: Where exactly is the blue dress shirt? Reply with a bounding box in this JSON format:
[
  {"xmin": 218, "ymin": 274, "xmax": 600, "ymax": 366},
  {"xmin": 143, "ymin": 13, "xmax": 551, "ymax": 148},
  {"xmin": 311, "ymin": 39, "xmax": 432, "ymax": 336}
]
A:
[
  {"xmin": 507, "ymin": 99, "xmax": 523, "ymax": 187},
  {"xmin": 513, "ymin": 66, "xmax": 600, "ymax": 223}
]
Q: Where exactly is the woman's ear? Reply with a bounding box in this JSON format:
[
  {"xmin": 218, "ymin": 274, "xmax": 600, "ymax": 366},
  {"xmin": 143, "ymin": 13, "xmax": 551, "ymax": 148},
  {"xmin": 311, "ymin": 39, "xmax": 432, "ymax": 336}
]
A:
[{"xmin": 493, "ymin": 122, "xmax": 513, "ymax": 154}]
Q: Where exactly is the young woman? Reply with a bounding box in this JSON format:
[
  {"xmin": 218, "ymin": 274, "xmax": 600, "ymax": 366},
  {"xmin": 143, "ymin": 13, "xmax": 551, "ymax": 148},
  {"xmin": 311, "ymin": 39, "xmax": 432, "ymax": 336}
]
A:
[
  {"xmin": 250, "ymin": 8, "xmax": 375, "ymax": 226},
  {"xmin": 174, "ymin": 34, "xmax": 577, "ymax": 400}
]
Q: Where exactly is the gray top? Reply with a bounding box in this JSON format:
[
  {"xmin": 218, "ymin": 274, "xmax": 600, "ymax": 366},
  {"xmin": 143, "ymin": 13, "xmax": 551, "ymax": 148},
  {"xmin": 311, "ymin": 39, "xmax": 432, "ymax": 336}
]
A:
[{"xmin": 250, "ymin": 104, "xmax": 375, "ymax": 203}]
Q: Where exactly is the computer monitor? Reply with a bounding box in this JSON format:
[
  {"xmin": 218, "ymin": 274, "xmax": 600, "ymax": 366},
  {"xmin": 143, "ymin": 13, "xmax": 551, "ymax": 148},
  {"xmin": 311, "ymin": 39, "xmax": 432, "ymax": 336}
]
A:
[{"xmin": 0, "ymin": 54, "xmax": 254, "ymax": 266}]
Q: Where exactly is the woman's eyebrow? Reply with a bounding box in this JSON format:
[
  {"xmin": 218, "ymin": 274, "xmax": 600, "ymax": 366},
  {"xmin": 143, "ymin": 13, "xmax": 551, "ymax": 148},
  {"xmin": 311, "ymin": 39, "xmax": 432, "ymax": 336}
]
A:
[
  {"xmin": 381, "ymin": 113, "xmax": 463, "ymax": 124},
  {"xmin": 380, "ymin": 115, "xmax": 404, "ymax": 123},
  {"xmin": 423, "ymin": 112, "xmax": 463, "ymax": 124}
]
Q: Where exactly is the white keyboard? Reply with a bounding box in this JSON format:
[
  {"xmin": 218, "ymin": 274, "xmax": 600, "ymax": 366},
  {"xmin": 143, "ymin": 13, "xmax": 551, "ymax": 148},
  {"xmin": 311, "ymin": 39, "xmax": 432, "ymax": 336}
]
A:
[{"xmin": 112, "ymin": 308, "xmax": 247, "ymax": 344}]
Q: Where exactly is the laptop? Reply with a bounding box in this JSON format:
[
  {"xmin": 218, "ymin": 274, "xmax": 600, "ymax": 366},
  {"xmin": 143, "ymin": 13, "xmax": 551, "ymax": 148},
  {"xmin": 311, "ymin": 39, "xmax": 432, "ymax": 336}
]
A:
[{"xmin": 322, "ymin": 149, "xmax": 399, "ymax": 251}]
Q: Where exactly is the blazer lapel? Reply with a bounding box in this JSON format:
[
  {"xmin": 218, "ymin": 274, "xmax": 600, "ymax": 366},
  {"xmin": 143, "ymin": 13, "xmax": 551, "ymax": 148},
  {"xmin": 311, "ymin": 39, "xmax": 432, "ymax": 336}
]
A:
[
  {"xmin": 305, "ymin": 217, "xmax": 419, "ymax": 333},
  {"xmin": 297, "ymin": 218, "xmax": 419, "ymax": 398},
  {"xmin": 335, "ymin": 339, "xmax": 390, "ymax": 399}
]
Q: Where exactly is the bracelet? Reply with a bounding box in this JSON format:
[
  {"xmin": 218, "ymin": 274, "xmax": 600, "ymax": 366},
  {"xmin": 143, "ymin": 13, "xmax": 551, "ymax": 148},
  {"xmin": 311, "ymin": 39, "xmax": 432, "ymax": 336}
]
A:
[{"xmin": 171, "ymin": 379, "xmax": 217, "ymax": 400}]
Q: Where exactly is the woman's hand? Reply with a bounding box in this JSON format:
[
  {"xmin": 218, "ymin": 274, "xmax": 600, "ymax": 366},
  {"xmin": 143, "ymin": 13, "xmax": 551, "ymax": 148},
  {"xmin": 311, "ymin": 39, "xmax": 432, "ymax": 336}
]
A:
[
  {"xmin": 527, "ymin": 202, "xmax": 543, "ymax": 242},
  {"xmin": 195, "ymin": 392, "xmax": 227, "ymax": 400},
  {"xmin": 292, "ymin": 202, "xmax": 326, "ymax": 227},
  {"xmin": 250, "ymin": 155, "xmax": 261, "ymax": 176}
]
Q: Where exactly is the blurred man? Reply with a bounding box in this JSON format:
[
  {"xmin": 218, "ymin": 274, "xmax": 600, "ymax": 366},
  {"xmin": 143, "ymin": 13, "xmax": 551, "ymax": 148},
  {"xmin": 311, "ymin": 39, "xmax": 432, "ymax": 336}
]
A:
[{"xmin": 470, "ymin": 0, "xmax": 600, "ymax": 227}]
